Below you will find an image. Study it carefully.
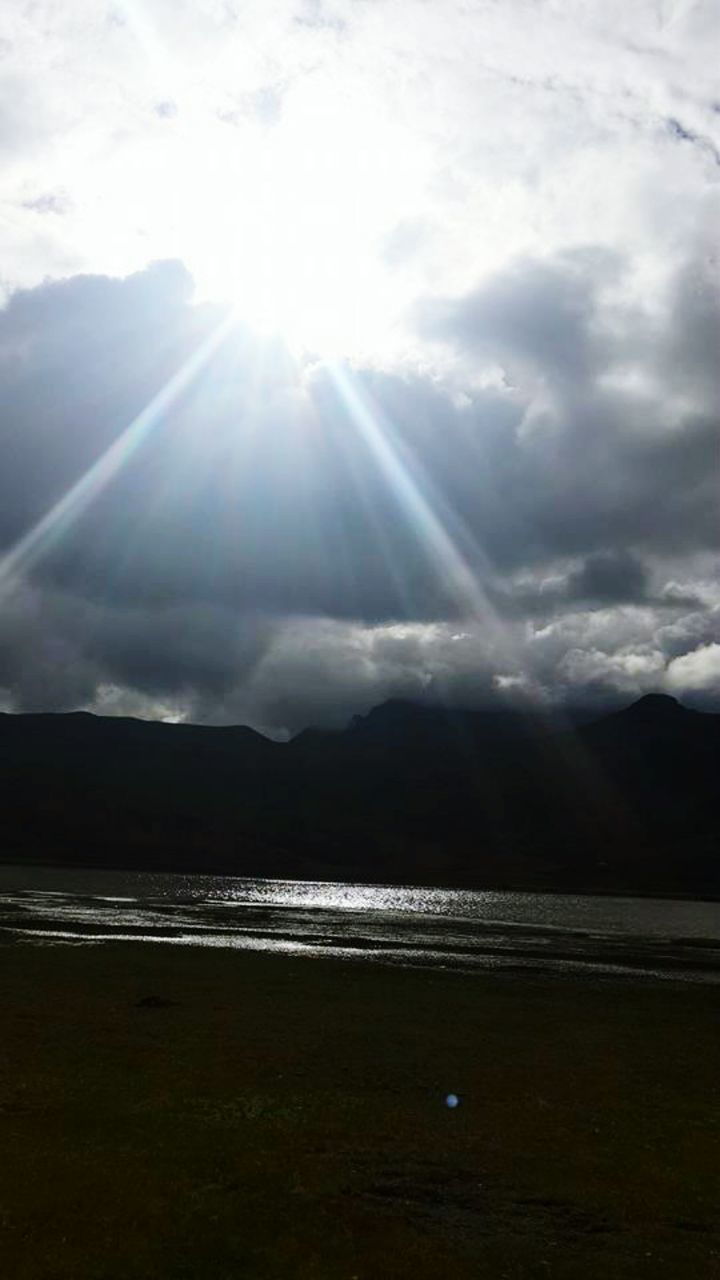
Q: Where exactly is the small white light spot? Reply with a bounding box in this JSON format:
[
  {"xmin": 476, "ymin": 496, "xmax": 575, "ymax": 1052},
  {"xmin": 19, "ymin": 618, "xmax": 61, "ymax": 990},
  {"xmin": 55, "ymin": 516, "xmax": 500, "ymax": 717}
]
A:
[{"xmin": 445, "ymin": 1093, "xmax": 460, "ymax": 1108}]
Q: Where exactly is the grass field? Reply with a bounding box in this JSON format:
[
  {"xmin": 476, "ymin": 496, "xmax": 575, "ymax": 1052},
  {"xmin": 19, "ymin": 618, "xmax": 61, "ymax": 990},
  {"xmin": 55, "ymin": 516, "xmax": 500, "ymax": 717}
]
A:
[{"xmin": 1, "ymin": 942, "xmax": 719, "ymax": 1278}]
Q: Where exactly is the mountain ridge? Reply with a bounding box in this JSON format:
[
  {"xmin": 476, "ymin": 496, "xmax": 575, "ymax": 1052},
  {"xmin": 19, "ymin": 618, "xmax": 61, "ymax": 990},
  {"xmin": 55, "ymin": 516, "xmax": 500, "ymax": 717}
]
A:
[
  {"xmin": 0, "ymin": 689, "xmax": 702, "ymax": 742},
  {"xmin": 1, "ymin": 694, "xmax": 717, "ymax": 894}
]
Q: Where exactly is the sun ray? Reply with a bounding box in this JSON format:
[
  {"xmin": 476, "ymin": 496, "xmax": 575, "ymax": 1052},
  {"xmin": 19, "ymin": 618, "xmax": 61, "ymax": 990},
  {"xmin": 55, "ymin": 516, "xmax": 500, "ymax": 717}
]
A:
[
  {"xmin": 0, "ymin": 312, "xmax": 237, "ymax": 600},
  {"xmin": 324, "ymin": 363, "xmax": 518, "ymax": 653}
]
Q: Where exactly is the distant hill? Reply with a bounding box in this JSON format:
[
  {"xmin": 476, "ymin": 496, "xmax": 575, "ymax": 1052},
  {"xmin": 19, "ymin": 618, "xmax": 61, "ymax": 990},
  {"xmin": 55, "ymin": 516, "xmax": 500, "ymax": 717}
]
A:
[{"xmin": 0, "ymin": 694, "xmax": 718, "ymax": 894}]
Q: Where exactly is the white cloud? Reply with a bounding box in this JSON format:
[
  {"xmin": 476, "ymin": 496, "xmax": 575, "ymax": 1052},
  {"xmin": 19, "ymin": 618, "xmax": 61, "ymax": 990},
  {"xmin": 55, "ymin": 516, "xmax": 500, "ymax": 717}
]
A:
[
  {"xmin": 666, "ymin": 642, "xmax": 720, "ymax": 694},
  {"xmin": 1, "ymin": 1, "xmax": 717, "ymax": 360},
  {"xmin": 86, "ymin": 682, "xmax": 188, "ymax": 724}
]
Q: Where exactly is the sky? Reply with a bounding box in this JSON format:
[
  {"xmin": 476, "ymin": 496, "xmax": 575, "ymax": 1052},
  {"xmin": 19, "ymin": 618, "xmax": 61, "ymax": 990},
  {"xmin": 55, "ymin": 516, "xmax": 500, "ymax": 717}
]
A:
[{"xmin": 0, "ymin": 0, "xmax": 718, "ymax": 736}]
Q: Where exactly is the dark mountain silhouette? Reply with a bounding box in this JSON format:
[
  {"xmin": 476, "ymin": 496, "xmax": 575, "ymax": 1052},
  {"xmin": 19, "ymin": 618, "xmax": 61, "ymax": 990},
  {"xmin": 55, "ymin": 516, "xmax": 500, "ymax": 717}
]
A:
[{"xmin": 1, "ymin": 694, "xmax": 717, "ymax": 893}]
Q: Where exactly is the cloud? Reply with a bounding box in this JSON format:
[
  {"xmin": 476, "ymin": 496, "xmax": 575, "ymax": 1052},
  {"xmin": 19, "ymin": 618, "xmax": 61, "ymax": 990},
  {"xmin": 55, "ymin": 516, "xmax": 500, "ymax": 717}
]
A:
[
  {"xmin": 154, "ymin": 100, "xmax": 178, "ymax": 119},
  {"xmin": 415, "ymin": 246, "xmax": 720, "ymax": 568},
  {"xmin": 665, "ymin": 116, "xmax": 720, "ymax": 167},
  {"xmin": 0, "ymin": 3, "xmax": 717, "ymax": 724},
  {"xmin": 1, "ymin": 0, "xmax": 718, "ymax": 353},
  {"xmin": 0, "ymin": 579, "xmax": 272, "ymax": 717},
  {"xmin": 0, "ymin": 244, "xmax": 717, "ymax": 725},
  {"xmin": 20, "ymin": 190, "xmax": 71, "ymax": 216},
  {"xmin": 666, "ymin": 642, "xmax": 720, "ymax": 699},
  {"xmin": 2, "ymin": 247, "xmax": 716, "ymax": 611}
]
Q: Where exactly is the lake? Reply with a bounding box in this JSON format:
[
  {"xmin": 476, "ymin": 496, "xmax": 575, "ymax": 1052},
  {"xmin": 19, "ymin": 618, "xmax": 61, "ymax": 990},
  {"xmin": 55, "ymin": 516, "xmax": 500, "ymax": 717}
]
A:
[{"xmin": 1, "ymin": 865, "xmax": 719, "ymax": 982}]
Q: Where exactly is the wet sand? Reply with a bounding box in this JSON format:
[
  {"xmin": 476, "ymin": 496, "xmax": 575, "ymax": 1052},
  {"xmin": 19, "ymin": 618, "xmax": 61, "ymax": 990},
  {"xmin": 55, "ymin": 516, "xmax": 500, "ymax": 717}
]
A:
[{"xmin": 1, "ymin": 942, "xmax": 719, "ymax": 1278}]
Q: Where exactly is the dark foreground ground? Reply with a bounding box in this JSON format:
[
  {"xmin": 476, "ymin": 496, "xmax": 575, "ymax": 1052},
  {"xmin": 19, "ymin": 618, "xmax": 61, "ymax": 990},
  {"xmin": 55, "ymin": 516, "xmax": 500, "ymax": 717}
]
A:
[{"xmin": 1, "ymin": 944, "xmax": 719, "ymax": 1279}]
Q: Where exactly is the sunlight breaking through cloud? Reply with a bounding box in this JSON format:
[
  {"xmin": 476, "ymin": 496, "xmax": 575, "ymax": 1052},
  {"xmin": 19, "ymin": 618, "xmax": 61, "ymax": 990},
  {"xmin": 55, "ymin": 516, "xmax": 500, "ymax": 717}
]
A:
[
  {"xmin": 0, "ymin": 1, "xmax": 717, "ymax": 723},
  {"xmin": 0, "ymin": 311, "xmax": 237, "ymax": 602}
]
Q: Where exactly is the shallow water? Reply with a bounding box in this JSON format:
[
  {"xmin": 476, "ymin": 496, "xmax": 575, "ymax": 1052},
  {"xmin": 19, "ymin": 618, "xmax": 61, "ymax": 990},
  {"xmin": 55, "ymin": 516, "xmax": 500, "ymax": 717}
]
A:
[{"xmin": 1, "ymin": 865, "xmax": 719, "ymax": 982}]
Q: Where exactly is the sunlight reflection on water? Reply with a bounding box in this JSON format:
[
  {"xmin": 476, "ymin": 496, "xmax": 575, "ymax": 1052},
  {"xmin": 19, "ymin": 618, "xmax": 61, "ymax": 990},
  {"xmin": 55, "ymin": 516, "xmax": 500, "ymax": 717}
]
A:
[{"xmin": 1, "ymin": 866, "xmax": 719, "ymax": 983}]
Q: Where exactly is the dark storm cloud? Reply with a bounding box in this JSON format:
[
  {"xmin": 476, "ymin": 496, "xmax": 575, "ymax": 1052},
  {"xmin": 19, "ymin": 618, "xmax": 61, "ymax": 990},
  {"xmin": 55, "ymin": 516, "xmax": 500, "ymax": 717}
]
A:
[
  {"xmin": 0, "ymin": 586, "xmax": 98, "ymax": 712},
  {"xmin": 85, "ymin": 604, "xmax": 271, "ymax": 701},
  {"xmin": 0, "ymin": 262, "xmax": 462, "ymax": 622},
  {"xmin": 419, "ymin": 248, "xmax": 613, "ymax": 383},
  {"xmin": 487, "ymin": 551, "xmax": 651, "ymax": 617},
  {"xmin": 415, "ymin": 247, "xmax": 720, "ymax": 566},
  {"xmin": 0, "ymin": 259, "xmax": 198, "ymax": 541},
  {"xmin": 486, "ymin": 551, "xmax": 708, "ymax": 621},
  {"xmin": 0, "ymin": 247, "xmax": 717, "ymax": 720},
  {"xmin": 563, "ymin": 551, "xmax": 648, "ymax": 604},
  {"xmin": 0, "ymin": 584, "xmax": 272, "ymax": 714}
]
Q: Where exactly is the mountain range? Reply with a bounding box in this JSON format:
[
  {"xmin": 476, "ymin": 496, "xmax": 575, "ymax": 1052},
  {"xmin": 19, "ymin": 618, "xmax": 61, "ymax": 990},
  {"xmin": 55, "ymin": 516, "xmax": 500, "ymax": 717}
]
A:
[{"xmin": 1, "ymin": 694, "xmax": 717, "ymax": 894}]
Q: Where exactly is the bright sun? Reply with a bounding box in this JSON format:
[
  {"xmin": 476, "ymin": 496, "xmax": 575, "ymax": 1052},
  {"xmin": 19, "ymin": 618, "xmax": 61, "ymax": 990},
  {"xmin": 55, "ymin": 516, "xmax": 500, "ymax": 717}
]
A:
[{"xmin": 165, "ymin": 83, "xmax": 427, "ymax": 354}]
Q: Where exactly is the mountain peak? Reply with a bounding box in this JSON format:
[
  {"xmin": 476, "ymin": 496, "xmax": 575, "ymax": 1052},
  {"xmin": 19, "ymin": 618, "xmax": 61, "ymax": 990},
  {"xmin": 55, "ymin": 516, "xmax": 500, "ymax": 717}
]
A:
[
  {"xmin": 628, "ymin": 693, "xmax": 684, "ymax": 714},
  {"xmin": 596, "ymin": 692, "xmax": 691, "ymax": 732}
]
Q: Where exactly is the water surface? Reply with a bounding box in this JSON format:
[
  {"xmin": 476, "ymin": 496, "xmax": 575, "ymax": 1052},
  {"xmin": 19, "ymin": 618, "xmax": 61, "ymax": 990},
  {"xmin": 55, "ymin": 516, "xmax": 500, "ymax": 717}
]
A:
[{"xmin": 1, "ymin": 865, "xmax": 718, "ymax": 982}]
